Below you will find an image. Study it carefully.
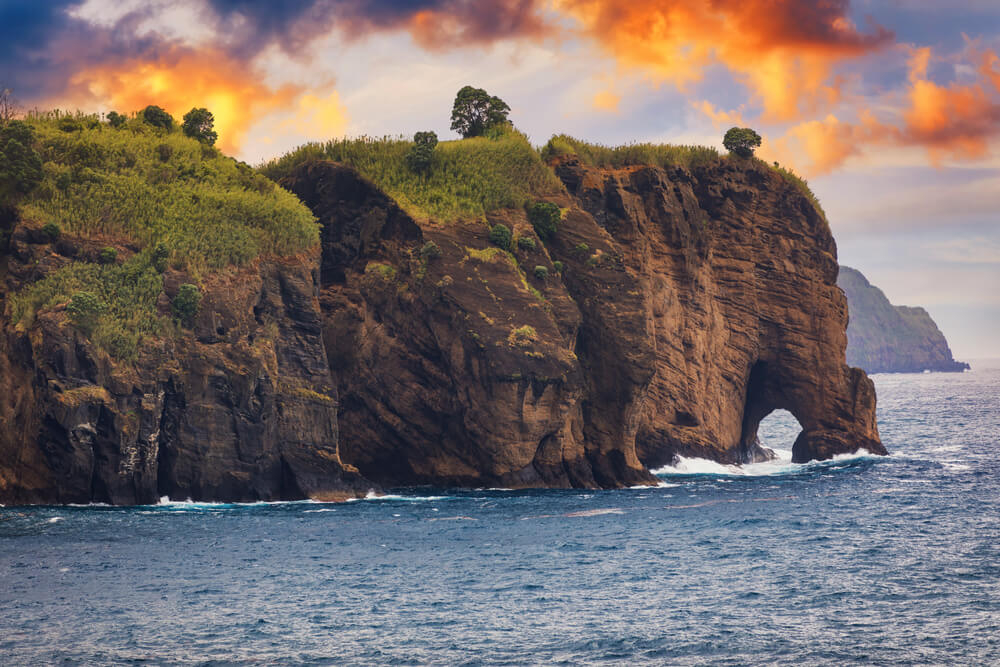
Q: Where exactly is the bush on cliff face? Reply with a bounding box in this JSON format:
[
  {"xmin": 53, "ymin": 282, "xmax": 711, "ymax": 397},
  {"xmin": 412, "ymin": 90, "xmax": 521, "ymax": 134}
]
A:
[
  {"xmin": 489, "ymin": 224, "xmax": 512, "ymax": 251},
  {"xmin": 260, "ymin": 126, "xmax": 562, "ymax": 222},
  {"xmin": 406, "ymin": 131, "xmax": 437, "ymax": 174},
  {"xmin": 0, "ymin": 121, "xmax": 43, "ymax": 203},
  {"xmin": 172, "ymin": 284, "xmax": 202, "ymax": 325},
  {"xmin": 527, "ymin": 201, "xmax": 560, "ymax": 240},
  {"xmin": 67, "ymin": 291, "xmax": 104, "ymax": 334}
]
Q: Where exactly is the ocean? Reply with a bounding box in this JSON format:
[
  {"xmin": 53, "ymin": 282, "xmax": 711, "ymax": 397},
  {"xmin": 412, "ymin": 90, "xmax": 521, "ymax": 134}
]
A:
[{"xmin": 2, "ymin": 362, "xmax": 998, "ymax": 665}]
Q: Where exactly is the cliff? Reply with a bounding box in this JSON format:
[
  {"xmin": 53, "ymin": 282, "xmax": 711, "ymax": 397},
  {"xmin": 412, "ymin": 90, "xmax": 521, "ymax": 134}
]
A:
[
  {"xmin": 0, "ymin": 121, "xmax": 885, "ymax": 504},
  {"xmin": 838, "ymin": 266, "xmax": 969, "ymax": 373}
]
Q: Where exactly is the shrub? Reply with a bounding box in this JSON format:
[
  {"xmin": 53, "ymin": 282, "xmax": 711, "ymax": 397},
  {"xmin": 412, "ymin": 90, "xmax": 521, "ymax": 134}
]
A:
[
  {"xmin": 98, "ymin": 247, "xmax": 117, "ymax": 264},
  {"xmin": 574, "ymin": 242, "xmax": 589, "ymax": 255},
  {"xmin": 0, "ymin": 120, "xmax": 43, "ymax": 201},
  {"xmin": 508, "ymin": 325, "xmax": 537, "ymax": 347},
  {"xmin": 542, "ymin": 134, "xmax": 720, "ymax": 170},
  {"xmin": 517, "ymin": 236, "xmax": 536, "ymax": 251},
  {"xmin": 552, "ymin": 260, "xmax": 563, "ymax": 274},
  {"xmin": 57, "ymin": 117, "xmax": 83, "ymax": 133},
  {"xmin": 156, "ymin": 143, "xmax": 173, "ymax": 162},
  {"xmin": 420, "ymin": 240, "xmax": 442, "ymax": 260},
  {"xmin": 488, "ymin": 224, "xmax": 512, "ymax": 251},
  {"xmin": 151, "ymin": 242, "xmax": 170, "ymax": 272},
  {"xmin": 172, "ymin": 283, "xmax": 201, "ymax": 325},
  {"xmin": 141, "ymin": 105, "xmax": 173, "ymax": 130},
  {"xmin": 450, "ymin": 86, "xmax": 511, "ymax": 138},
  {"xmin": 723, "ymin": 127, "xmax": 762, "ymax": 158},
  {"xmin": 41, "ymin": 222, "xmax": 61, "ymax": 241},
  {"xmin": 182, "ymin": 108, "xmax": 217, "ymax": 146},
  {"xmin": 67, "ymin": 291, "xmax": 104, "ymax": 334},
  {"xmin": 406, "ymin": 131, "xmax": 437, "ymax": 174},
  {"xmin": 527, "ymin": 201, "xmax": 560, "ymax": 240},
  {"xmin": 106, "ymin": 111, "xmax": 127, "ymax": 128},
  {"xmin": 533, "ymin": 265, "xmax": 548, "ymax": 280}
]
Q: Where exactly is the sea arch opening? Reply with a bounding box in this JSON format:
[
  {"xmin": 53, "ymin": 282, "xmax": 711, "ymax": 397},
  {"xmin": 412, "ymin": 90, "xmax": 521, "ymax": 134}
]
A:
[{"xmin": 738, "ymin": 360, "xmax": 806, "ymax": 463}]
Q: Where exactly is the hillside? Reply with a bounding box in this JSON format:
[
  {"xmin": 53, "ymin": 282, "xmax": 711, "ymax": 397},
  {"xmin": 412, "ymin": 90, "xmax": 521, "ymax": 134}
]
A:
[
  {"xmin": 838, "ymin": 266, "xmax": 969, "ymax": 373},
  {"xmin": 0, "ymin": 117, "xmax": 885, "ymax": 504}
]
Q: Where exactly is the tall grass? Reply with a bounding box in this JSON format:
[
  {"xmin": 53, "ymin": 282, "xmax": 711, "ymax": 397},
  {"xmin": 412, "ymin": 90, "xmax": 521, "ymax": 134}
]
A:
[
  {"xmin": 260, "ymin": 127, "xmax": 563, "ymax": 222},
  {"xmin": 541, "ymin": 134, "xmax": 721, "ymax": 170},
  {"xmin": 20, "ymin": 113, "xmax": 318, "ymax": 270}
]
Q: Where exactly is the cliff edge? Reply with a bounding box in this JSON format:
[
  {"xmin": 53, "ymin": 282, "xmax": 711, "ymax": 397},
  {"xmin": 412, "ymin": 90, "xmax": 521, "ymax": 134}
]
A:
[{"xmin": 838, "ymin": 266, "xmax": 969, "ymax": 373}]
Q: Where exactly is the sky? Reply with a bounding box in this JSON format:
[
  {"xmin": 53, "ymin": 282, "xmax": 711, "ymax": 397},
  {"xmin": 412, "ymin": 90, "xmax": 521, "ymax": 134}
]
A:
[{"xmin": 1, "ymin": 0, "xmax": 998, "ymax": 357}]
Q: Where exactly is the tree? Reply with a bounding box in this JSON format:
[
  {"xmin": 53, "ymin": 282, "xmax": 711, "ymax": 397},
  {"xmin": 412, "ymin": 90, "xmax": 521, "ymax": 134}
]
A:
[
  {"xmin": 450, "ymin": 86, "xmax": 510, "ymax": 138},
  {"xmin": 723, "ymin": 127, "xmax": 762, "ymax": 158},
  {"xmin": 0, "ymin": 87, "xmax": 20, "ymax": 122},
  {"xmin": 0, "ymin": 121, "xmax": 43, "ymax": 203},
  {"xmin": 141, "ymin": 105, "xmax": 174, "ymax": 129},
  {"xmin": 406, "ymin": 130, "xmax": 438, "ymax": 173},
  {"xmin": 182, "ymin": 107, "xmax": 217, "ymax": 145},
  {"xmin": 106, "ymin": 111, "xmax": 127, "ymax": 128}
]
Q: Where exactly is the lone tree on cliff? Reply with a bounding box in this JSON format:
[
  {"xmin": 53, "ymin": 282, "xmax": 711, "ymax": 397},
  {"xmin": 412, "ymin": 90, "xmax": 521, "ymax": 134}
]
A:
[
  {"xmin": 450, "ymin": 86, "xmax": 510, "ymax": 138},
  {"xmin": 182, "ymin": 107, "xmax": 218, "ymax": 145},
  {"xmin": 723, "ymin": 127, "xmax": 762, "ymax": 158}
]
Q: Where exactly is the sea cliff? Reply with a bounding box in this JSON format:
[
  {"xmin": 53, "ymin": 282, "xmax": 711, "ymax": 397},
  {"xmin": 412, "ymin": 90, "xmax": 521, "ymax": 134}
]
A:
[
  {"xmin": 0, "ymin": 119, "xmax": 885, "ymax": 504},
  {"xmin": 838, "ymin": 266, "xmax": 969, "ymax": 374}
]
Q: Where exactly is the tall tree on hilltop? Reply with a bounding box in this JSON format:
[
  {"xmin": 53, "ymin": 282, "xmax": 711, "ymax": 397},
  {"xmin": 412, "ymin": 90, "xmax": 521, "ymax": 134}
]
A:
[
  {"xmin": 182, "ymin": 108, "xmax": 218, "ymax": 146},
  {"xmin": 450, "ymin": 86, "xmax": 510, "ymax": 138}
]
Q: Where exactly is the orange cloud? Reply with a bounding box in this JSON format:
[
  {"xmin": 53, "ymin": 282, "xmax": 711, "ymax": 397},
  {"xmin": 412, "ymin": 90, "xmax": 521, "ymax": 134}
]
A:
[
  {"xmin": 65, "ymin": 48, "xmax": 304, "ymax": 154},
  {"xmin": 763, "ymin": 47, "xmax": 1000, "ymax": 175},
  {"xmin": 592, "ymin": 90, "xmax": 620, "ymax": 113},
  {"xmin": 695, "ymin": 101, "xmax": 746, "ymax": 128},
  {"xmin": 554, "ymin": 0, "xmax": 892, "ymax": 121}
]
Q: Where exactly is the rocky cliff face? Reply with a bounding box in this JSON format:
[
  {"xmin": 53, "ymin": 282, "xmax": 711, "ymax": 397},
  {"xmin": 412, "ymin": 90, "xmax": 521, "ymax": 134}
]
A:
[
  {"xmin": 838, "ymin": 266, "xmax": 969, "ymax": 374},
  {"xmin": 0, "ymin": 219, "xmax": 366, "ymax": 505},
  {"xmin": 0, "ymin": 155, "xmax": 886, "ymax": 504},
  {"xmin": 277, "ymin": 156, "xmax": 884, "ymax": 489}
]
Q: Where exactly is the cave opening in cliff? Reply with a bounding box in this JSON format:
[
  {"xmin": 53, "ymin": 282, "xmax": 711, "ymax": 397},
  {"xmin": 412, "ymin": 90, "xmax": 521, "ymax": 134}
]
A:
[{"xmin": 739, "ymin": 361, "xmax": 804, "ymax": 462}]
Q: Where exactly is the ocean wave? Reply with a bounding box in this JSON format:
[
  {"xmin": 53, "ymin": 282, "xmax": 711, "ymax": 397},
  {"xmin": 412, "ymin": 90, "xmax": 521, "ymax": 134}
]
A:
[
  {"xmin": 652, "ymin": 448, "xmax": 882, "ymax": 478},
  {"xmin": 344, "ymin": 491, "xmax": 451, "ymax": 503}
]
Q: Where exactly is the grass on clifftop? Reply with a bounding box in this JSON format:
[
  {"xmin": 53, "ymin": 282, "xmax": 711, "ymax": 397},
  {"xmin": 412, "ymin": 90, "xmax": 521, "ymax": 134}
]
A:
[
  {"xmin": 541, "ymin": 134, "xmax": 721, "ymax": 170},
  {"xmin": 20, "ymin": 111, "xmax": 318, "ymax": 269},
  {"xmin": 543, "ymin": 133, "xmax": 827, "ymax": 223},
  {"xmin": 260, "ymin": 127, "xmax": 563, "ymax": 222},
  {"xmin": 8, "ymin": 110, "xmax": 318, "ymax": 359}
]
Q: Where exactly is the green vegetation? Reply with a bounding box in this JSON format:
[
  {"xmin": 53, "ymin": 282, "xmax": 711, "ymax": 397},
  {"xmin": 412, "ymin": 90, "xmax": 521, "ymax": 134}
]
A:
[
  {"xmin": 516, "ymin": 236, "xmax": 536, "ymax": 251},
  {"xmin": 489, "ymin": 224, "xmax": 512, "ymax": 251},
  {"xmin": 98, "ymin": 247, "xmax": 117, "ymax": 264},
  {"xmin": 261, "ymin": 126, "xmax": 562, "ymax": 223},
  {"xmin": 526, "ymin": 201, "xmax": 560, "ymax": 241},
  {"xmin": 406, "ymin": 131, "xmax": 437, "ymax": 174},
  {"xmin": 552, "ymin": 260, "xmax": 563, "ymax": 274},
  {"xmin": 419, "ymin": 240, "xmax": 442, "ymax": 260},
  {"xmin": 172, "ymin": 283, "xmax": 201, "ymax": 325},
  {"xmin": 19, "ymin": 110, "xmax": 318, "ymax": 269},
  {"xmin": 182, "ymin": 108, "xmax": 217, "ymax": 146},
  {"xmin": 723, "ymin": 127, "xmax": 762, "ymax": 158},
  {"xmin": 508, "ymin": 325, "xmax": 538, "ymax": 347},
  {"xmin": 542, "ymin": 134, "xmax": 720, "ymax": 170},
  {"xmin": 0, "ymin": 121, "xmax": 43, "ymax": 204},
  {"xmin": 66, "ymin": 291, "xmax": 104, "ymax": 334},
  {"xmin": 106, "ymin": 111, "xmax": 127, "ymax": 128},
  {"xmin": 533, "ymin": 265, "xmax": 548, "ymax": 280},
  {"xmin": 450, "ymin": 86, "xmax": 510, "ymax": 139},
  {"xmin": 11, "ymin": 251, "xmax": 164, "ymax": 359},
  {"xmin": 41, "ymin": 222, "xmax": 61, "ymax": 241},
  {"xmin": 770, "ymin": 162, "xmax": 827, "ymax": 224},
  {"xmin": 574, "ymin": 242, "xmax": 589, "ymax": 255},
  {"xmin": 364, "ymin": 262, "xmax": 397, "ymax": 281},
  {"xmin": 141, "ymin": 105, "xmax": 173, "ymax": 130}
]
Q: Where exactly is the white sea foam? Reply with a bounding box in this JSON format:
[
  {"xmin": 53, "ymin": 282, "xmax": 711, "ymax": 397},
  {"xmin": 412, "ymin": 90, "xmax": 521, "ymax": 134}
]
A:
[
  {"xmin": 47, "ymin": 517, "xmax": 63, "ymax": 523},
  {"xmin": 652, "ymin": 448, "xmax": 880, "ymax": 478},
  {"xmin": 345, "ymin": 491, "xmax": 451, "ymax": 503}
]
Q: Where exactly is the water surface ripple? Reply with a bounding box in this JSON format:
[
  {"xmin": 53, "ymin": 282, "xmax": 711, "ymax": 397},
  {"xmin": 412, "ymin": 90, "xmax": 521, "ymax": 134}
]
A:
[{"xmin": 2, "ymin": 364, "xmax": 999, "ymax": 665}]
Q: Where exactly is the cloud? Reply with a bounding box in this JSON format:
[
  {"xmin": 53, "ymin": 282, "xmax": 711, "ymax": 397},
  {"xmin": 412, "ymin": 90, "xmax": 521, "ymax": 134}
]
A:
[
  {"xmin": 591, "ymin": 90, "xmax": 620, "ymax": 113},
  {"xmin": 553, "ymin": 0, "xmax": 893, "ymax": 121},
  {"xmin": 60, "ymin": 47, "xmax": 305, "ymax": 154}
]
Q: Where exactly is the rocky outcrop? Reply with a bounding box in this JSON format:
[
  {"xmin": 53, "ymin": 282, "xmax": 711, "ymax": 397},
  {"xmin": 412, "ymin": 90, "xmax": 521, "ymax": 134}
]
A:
[
  {"xmin": 838, "ymin": 266, "xmax": 969, "ymax": 373},
  {"xmin": 1, "ymin": 154, "xmax": 887, "ymax": 504},
  {"xmin": 0, "ymin": 219, "xmax": 367, "ymax": 505},
  {"xmin": 279, "ymin": 157, "xmax": 884, "ymax": 488}
]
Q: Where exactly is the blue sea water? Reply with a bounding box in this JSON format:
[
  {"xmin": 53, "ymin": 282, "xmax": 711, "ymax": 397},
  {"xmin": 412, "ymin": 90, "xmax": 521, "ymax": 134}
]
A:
[{"xmin": 2, "ymin": 363, "xmax": 999, "ymax": 666}]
